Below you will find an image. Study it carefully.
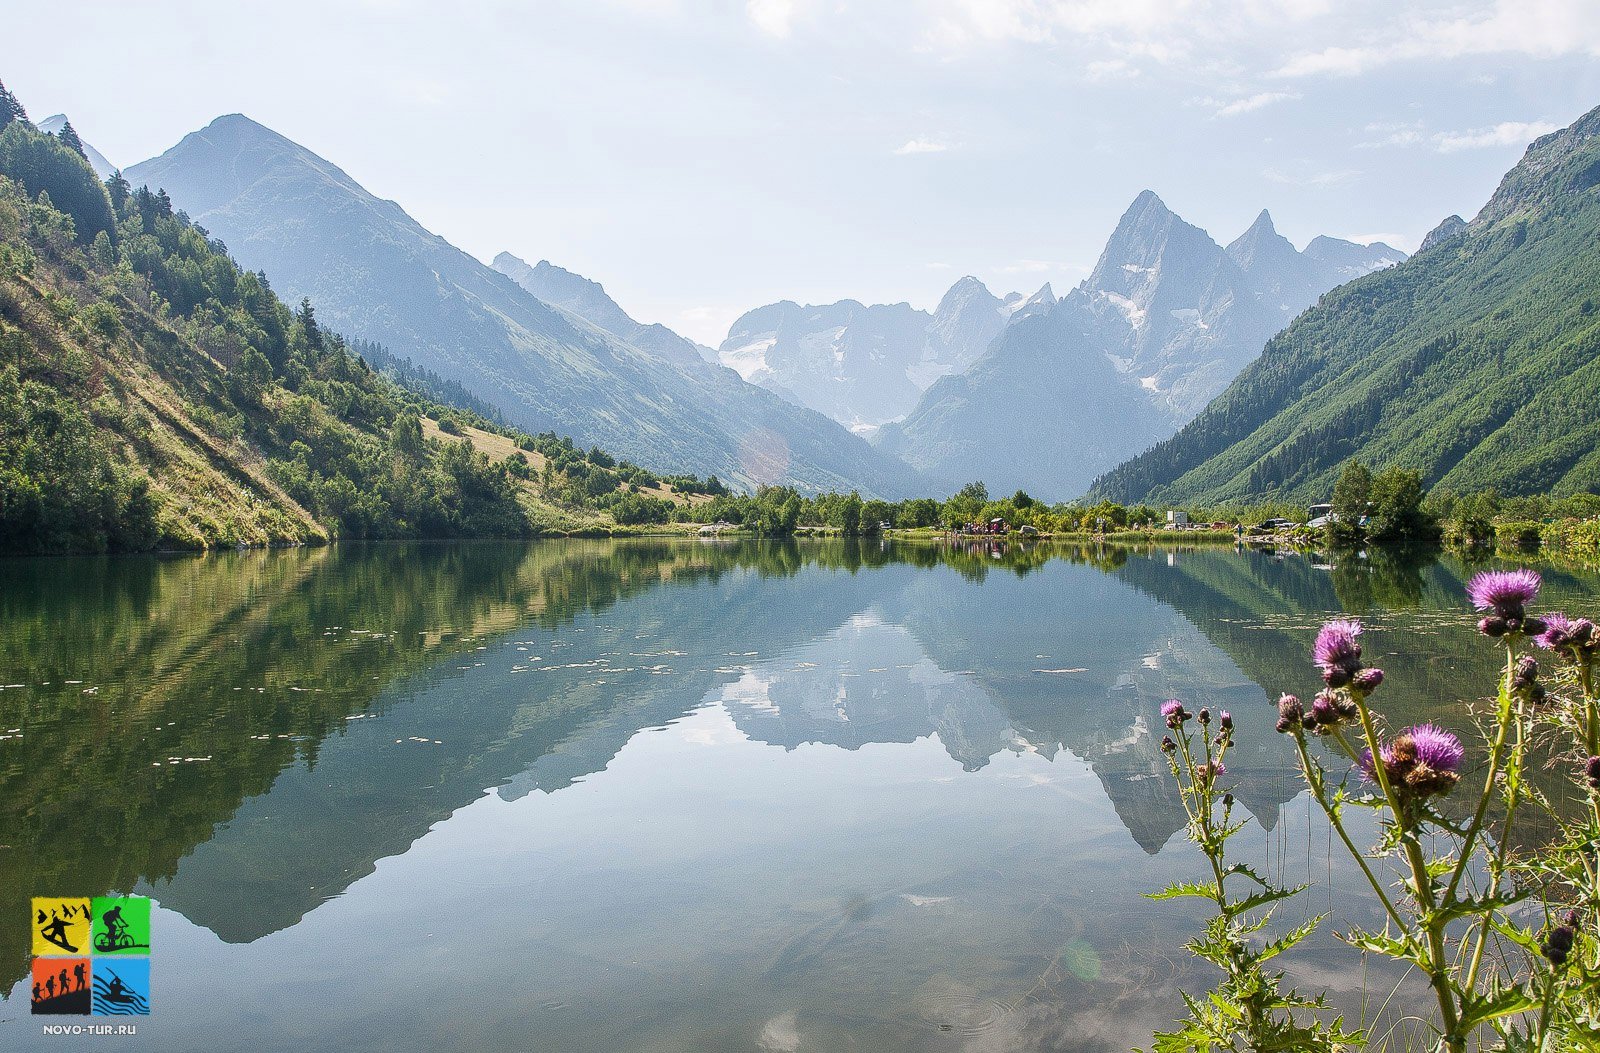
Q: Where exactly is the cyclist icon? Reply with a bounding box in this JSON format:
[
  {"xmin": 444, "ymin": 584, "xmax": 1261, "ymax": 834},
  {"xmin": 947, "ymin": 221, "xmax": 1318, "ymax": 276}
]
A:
[{"xmin": 94, "ymin": 904, "xmax": 136, "ymax": 953}]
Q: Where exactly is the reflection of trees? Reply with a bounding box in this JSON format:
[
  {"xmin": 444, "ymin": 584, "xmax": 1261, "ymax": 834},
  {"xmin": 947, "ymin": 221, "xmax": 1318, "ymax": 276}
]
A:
[
  {"xmin": 0, "ymin": 540, "xmax": 830, "ymax": 986},
  {"xmin": 1327, "ymin": 547, "xmax": 1430, "ymax": 612},
  {"xmin": 6, "ymin": 539, "xmax": 1599, "ymax": 993}
]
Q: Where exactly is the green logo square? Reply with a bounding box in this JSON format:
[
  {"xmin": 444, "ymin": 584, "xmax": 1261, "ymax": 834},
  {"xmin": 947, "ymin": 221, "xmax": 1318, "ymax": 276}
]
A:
[{"xmin": 90, "ymin": 897, "xmax": 150, "ymax": 955}]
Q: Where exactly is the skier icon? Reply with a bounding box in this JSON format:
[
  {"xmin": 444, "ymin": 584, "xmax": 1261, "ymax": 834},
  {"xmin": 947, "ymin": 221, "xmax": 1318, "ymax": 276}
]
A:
[{"xmin": 39, "ymin": 909, "xmax": 78, "ymax": 953}]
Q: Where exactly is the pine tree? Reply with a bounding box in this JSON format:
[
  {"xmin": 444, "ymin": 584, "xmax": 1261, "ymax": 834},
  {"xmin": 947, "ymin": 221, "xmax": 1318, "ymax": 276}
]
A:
[
  {"xmin": 55, "ymin": 117, "xmax": 86, "ymax": 159},
  {"xmin": 106, "ymin": 171, "xmax": 130, "ymax": 213},
  {"xmin": 0, "ymin": 80, "xmax": 27, "ymax": 129}
]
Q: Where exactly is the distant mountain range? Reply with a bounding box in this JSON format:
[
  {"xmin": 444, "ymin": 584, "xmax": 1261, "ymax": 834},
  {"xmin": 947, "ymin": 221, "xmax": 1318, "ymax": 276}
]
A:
[
  {"xmin": 871, "ymin": 193, "xmax": 1403, "ymax": 497},
  {"xmin": 714, "ymin": 277, "xmax": 1041, "ymax": 432},
  {"xmin": 125, "ymin": 116, "xmax": 927, "ymax": 497},
  {"xmin": 1091, "ymin": 102, "xmax": 1600, "ymax": 505}
]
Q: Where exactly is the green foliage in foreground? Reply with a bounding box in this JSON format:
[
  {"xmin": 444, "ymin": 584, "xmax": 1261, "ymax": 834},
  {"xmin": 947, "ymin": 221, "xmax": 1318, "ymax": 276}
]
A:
[{"xmin": 1154, "ymin": 582, "xmax": 1600, "ymax": 1050}]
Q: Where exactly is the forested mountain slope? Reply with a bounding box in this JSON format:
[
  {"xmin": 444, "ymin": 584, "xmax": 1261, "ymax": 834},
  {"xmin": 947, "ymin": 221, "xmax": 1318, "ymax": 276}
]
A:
[
  {"xmin": 0, "ymin": 95, "xmax": 701, "ymax": 553},
  {"xmin": 1091, "ymin": 104, "xmax": 1600, "ymax": 505}
]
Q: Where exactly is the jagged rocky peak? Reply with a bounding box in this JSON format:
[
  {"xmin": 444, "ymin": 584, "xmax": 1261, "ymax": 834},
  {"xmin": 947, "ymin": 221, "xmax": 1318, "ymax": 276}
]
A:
[
  {"xmin": 926, "ymin": 277, "xmax": 1008, "ymax": 370},
  {"xmin": 1003, "ymin": 283, "xmax": 1056, "ymax": 321},
  {"xmin": 1224, "ymin": 209, "xmax": 1299, "ymax": 272},
  {"xmin": 1476, "ymin": 101, "xmax": 1600, "ymax": 227},
  {"xmin": 1420, "ymin": 215, "xmax": 1468, "ymax": 252},
  {"xmin": 492, "ymin": 253, "xmax": 634, "ymax": 333}
]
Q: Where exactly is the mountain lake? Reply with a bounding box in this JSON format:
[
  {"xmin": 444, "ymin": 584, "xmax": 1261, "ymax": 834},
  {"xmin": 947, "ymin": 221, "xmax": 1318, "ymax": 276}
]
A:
[{"xmin": 3, "ymin": 538, "xmax": 1596, "ymax": 1051}]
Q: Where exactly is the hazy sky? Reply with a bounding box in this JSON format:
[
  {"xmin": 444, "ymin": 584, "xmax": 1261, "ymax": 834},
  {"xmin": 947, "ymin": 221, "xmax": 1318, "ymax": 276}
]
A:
[{"xmin": 10, "ymin": 1, "xmax": 1600, "ymax": 344}]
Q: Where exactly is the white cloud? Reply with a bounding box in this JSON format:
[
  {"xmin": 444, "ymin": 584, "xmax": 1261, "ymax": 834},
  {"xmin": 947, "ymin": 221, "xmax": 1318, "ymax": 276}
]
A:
[
  {"xmin": 919, "ymin": 0, "xmax": 1329, "ymax": 68},
  {"xmin": 998, "ymin": 259, "xmax": 1074, "ymax": 273},
  {"xmin": 1357, "ymin": 118, "xmax": 1561, "ymax": 152},
  {"xmin": 747, "ymin": 0, "xmax": 798, "ymax": 38},
  {"xmin": 1262, "ymin": 163, "xmax": 1360, "ymax": 188},
  {"xmin": 1433, "ymin": 120, "xmax": 1560, "ymax": 152},
  {"xmin": 1084, "ymin": 58, "xmax": 1140, "ymax": 80},
  {"xmin": 894, "ymin": 137, "xmax": 953, "ymax": 155},
  {"xmin": 1213, "ymin": 91, "xmax": 1299, "ymax": 117},
  {"xmin": 1276, "ymin": 0, "xmax": 1600, "ymax": 77}
]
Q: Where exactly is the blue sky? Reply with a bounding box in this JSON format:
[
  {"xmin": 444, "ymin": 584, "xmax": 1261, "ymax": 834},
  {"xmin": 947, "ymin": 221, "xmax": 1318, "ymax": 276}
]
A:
[{"xmin": 9, "ymin": 1, "xmax": 1600, "ymax": 344}]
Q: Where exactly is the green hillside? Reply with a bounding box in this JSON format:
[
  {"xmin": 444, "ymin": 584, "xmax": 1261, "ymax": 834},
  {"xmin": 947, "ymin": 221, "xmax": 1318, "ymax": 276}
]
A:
[
  {"xmin": 0, "ymin": 98, "xmax": 709, "ymax": 554},
  {"xmin": 1091, "ymin": 103, "xmax": 1600, "ymax": 505}
]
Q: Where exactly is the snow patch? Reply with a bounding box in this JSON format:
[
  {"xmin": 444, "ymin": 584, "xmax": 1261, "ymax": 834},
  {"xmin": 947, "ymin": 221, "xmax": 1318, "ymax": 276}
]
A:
[
  {"xmin": 1101, "ymin": 291, "xmax": 1146, "ymax": 328},
  {"xmin": 1140, "ymin": 375, "xmax": 1161, "ymax": 391},
  {"xmin": 718, "ymin": 337, "xmax": 776, "ymax": 381}
]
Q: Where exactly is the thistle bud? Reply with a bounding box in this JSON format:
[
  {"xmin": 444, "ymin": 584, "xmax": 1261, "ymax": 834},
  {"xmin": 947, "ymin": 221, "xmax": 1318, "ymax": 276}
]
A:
[
  {"xmin": 1479, "ymin": 615, "xmax": 1508, "ymax": 638},
  {"xmin": 1352, "ymin": 667, "xmax": 1384, "ymax": 693},
  {"xmin": 1542, "ymin": 924, "xmax": 1576, "ymax": 966},
  {"xmin": 1161, "ymin": 735, "xmax": 1176, "ymax": 754},
  {"xmin": 1275, "ymin": 694, "xmax": 1303, "ymax": 734},
  {"xmin": 1586, "ymin": 755, "xmax": 1600, "ymax": 792},
  {"xmin": 1222, "ymin": 792, "xmax": 1234, "ymax": 808},
  {"xmin": 1219, "ymin": 711, "xmax": 1233, "ymax": 732},
  {"xmin": 1198, "ymin": 707, "xmax": 1211, "ymax": 726}
]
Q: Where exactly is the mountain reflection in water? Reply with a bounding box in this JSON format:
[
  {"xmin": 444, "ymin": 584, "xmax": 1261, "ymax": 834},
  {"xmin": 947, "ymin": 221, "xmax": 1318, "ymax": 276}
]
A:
[{"xmin": 3, "ymin": 539, "xmax": 1597, "ymax": 1052}]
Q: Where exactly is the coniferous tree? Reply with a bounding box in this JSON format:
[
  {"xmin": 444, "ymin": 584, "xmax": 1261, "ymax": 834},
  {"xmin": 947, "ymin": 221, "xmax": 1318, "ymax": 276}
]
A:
[
  {"xmin": 55, "ymin": 117, "xmax": 86, "ymax": 159},
  {"xmin": 105, "ymin": 171, "xmax": 129, "ymax": 213},
  {"xmin": 0, "ymin": 79, "xmax": 26, "ymax": 129}
]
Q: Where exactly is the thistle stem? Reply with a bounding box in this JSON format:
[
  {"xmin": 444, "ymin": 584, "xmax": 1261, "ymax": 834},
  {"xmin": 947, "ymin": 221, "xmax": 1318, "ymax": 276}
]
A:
[
  {"xmin": 1291, "ymin": 732, "xmax": 1404, "ymax": 929},
  {"xmin": 1353, "ymin": 692, "xmax": 1463, "ymax": 1051}
]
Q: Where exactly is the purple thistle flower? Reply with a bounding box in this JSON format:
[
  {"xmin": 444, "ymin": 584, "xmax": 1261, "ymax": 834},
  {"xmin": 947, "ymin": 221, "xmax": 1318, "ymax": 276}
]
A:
[
  {"xmin": 1535, "ymin": 611, "xmax": 1574, "ymax": 650},
  {"xmin": 1408, "ymin": 724, "xmax": 1464, "ymax": 774},
  {"xmin": 1361, "ymin": 724, "xmax": 1464, "ymax": 798},
  {"xmin": 1466, "ymin": 568, "xmax": 1541, "ymax": 617},
  {"xmin": 1313, "ymin": 619, "xmax": 1363, "ymax": 671},
  {"xmin": 1161, "ymin": 699, "xmax": 1183, "ymax": 719}
]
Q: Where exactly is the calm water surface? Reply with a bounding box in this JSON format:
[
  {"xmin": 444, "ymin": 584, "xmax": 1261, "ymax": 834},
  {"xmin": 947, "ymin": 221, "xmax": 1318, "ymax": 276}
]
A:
[{"xmin": 3, "ymin": 539, "xmax": 1598, "ymax": 1051}]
